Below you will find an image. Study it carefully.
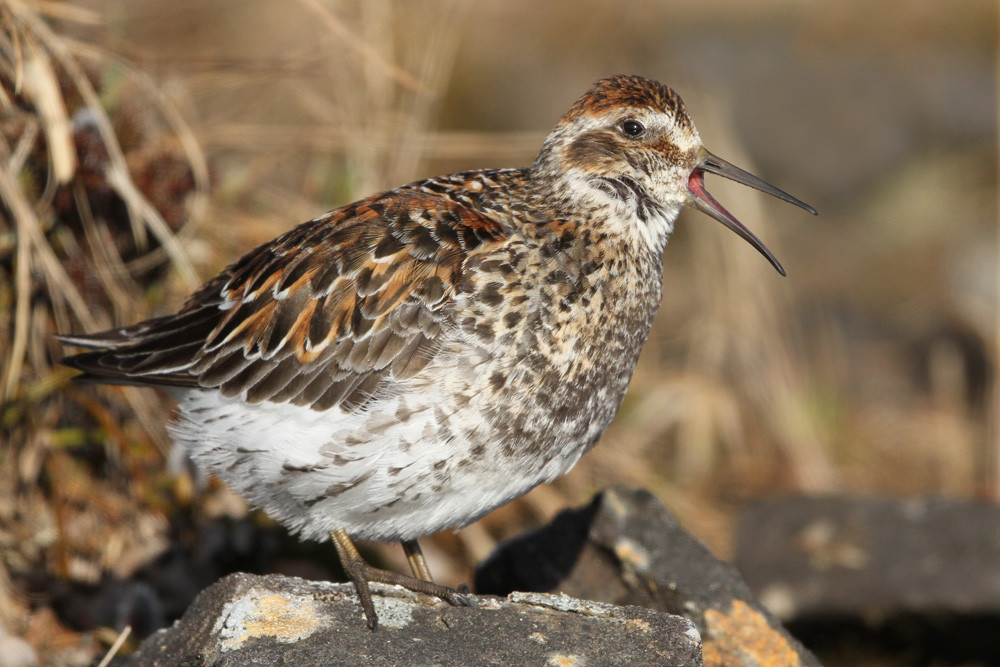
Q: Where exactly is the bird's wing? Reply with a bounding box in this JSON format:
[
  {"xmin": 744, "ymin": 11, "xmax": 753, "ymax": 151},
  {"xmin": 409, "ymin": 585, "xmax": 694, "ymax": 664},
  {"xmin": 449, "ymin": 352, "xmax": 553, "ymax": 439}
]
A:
[{"xmin": 59, "ymin": 186, "xmax": 508, "ymax": 412}]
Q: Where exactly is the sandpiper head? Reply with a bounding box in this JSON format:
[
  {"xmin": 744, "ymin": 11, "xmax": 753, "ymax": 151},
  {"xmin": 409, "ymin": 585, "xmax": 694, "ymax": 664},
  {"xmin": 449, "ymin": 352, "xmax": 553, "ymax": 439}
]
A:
[{"xmin": 534, "ymin": 74, "xmax": 816, "ymax": 273}]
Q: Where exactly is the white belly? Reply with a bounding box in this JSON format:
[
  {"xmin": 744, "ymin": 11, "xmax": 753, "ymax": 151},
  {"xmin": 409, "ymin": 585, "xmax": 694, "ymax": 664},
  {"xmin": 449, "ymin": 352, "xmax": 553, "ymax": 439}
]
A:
[{"xmin": 167, "ymin": 355, "xmax": 587, "ymax": 542}]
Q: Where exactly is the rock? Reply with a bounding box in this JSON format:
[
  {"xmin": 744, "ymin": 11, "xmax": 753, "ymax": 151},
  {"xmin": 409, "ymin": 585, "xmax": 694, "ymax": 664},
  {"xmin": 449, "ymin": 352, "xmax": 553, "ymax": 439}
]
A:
[
  {"xmin": 128, "ymin": 572, "xmax": 702, "ymax": 666},
  {"xmin": 735, "ymin": 496, "xmax": 1000, "ymax": 620},
  {"xmin": 735, "ymin": 495, "xmax": 1000, "ymax": 661},
  {"xmin": 476, "ymin": 485, "xmax": 818, "ymax": 667},
  {"xmin": 737, "ymin": 488, "xmax": 1000, "ymax": 665}
]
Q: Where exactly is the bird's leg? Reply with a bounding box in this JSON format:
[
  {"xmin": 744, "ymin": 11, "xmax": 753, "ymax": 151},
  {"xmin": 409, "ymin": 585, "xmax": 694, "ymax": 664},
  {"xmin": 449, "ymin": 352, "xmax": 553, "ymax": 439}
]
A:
[
  {"xmin": 401, "ymin": 539, "xmax": 433, "ymax": 581},
  {"xmin": 402, "ymin": 538, "xmax": 473, "ymax": 595},
  {"xmin": 330, "ymin": 529, "xmax": 475, "ymax": 631}
]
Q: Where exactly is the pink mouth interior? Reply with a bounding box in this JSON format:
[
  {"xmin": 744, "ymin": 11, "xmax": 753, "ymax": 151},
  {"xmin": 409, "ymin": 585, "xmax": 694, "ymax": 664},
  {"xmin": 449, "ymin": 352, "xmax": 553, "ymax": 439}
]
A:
[
  {"xmin": 688, "ymin": 169, "xmax": 707, "ymax": 198},
  {"xmin": 687, "ymin": 167, "xmax": 755, "ymax": 236},
  {"xmin": 688, "ymin": 168, "xmax": 729, "ymax": 217}
]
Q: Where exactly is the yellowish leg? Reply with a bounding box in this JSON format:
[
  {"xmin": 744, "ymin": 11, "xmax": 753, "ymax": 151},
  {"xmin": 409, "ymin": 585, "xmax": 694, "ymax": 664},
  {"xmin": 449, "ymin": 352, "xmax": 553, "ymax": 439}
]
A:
[
  {"xmin": 330, "ymin": 529, "xmax": 473, "ymax": 631},
  {"xmin": 402, "ymin": 539, "xmax": 433, "ymax": 582}
]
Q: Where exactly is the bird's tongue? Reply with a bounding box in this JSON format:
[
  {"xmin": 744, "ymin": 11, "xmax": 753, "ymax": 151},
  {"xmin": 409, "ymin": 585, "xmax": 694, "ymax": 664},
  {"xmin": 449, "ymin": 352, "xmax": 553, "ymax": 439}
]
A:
[
  {"xmin": 688, "ymin": 170, "xmax": 722, "ymax": 215},
  {"xmin": 687, "ymin": 168, "xmax": 786, "ymax": 276}
]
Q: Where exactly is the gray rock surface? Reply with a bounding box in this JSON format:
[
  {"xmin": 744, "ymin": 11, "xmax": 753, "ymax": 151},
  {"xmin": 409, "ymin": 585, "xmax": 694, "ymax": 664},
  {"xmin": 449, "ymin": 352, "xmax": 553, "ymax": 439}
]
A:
[
  {"xmin": 735, "ymin": 495, "xmax": 1000, "ymax": 620},
  {"xmin": 128, "ymin": 571, "xmax": 702, "ymax": 666},
  {"xmin": 476, "ymin": 485, "xmax": 819, "ymax": 667}
]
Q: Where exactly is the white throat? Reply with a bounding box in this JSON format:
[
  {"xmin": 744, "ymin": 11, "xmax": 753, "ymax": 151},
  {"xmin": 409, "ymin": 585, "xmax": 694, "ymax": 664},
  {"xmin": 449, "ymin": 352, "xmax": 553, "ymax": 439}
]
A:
[{"xmin": 560, "ymin": 171, "xmax": 679, "ymax": 255}]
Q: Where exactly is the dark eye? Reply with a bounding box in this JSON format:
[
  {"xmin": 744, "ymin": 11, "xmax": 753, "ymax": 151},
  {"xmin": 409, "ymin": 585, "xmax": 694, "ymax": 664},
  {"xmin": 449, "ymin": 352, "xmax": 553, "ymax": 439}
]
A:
[{"xmin": 621, "ymin": 119, "xmax": 644, "ymax": 137}]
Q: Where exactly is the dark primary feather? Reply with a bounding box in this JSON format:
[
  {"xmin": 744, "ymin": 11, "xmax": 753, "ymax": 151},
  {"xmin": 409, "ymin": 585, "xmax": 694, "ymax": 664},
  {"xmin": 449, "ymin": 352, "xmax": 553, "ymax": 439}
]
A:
[{"xmin": 60, "ymin": 175, "xmax": 512, "ymax": 412}]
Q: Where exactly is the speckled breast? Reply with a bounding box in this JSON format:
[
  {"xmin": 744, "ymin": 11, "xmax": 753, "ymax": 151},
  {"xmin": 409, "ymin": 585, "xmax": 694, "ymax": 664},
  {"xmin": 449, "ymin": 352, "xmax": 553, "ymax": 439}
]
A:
[{"xmin": 452, "ymin": 221, "xmax": 666, "ymax": 477}]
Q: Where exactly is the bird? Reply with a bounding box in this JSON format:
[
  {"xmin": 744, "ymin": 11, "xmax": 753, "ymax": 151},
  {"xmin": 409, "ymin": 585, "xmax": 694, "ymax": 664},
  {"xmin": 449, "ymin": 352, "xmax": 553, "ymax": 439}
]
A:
[{"xmin": 58, "ymin": 74, "xmax": 816, "ymax": 630}]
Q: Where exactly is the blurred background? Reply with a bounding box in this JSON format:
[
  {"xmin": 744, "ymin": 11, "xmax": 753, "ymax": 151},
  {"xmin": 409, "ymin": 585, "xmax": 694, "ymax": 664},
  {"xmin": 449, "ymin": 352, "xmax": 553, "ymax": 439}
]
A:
[{"xmin": 0, "ymin": 0, "xmax": 996, "ymax": 664}]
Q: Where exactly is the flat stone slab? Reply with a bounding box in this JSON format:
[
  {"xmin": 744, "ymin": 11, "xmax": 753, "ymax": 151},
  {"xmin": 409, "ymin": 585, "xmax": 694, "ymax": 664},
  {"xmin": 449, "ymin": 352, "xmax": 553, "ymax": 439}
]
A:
[
  {"xmin": 735, "ymin": 495, "xmax": 1000, "ymax": 620},
  {"xmin": 128, "ymin": 572, "xmax": 702, "ymax": 666},
  {"xmin": 476, "ymin": 485, "xmax": 818, "ymax": 667}
]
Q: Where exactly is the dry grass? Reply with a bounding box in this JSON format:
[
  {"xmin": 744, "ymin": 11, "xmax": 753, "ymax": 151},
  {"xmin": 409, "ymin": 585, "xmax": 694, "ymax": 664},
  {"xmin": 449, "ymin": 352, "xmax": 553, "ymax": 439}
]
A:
[
  {"xmin": 1, "ymin": 1, "xmax": 203, "ymax": 662},
  {"xmin": 0, "ymin": 1, "xmax": 474, "ymax": 662}
]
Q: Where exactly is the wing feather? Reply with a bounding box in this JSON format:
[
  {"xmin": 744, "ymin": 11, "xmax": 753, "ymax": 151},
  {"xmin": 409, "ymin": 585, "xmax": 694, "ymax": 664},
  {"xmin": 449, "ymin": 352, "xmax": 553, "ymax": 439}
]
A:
[{"xmin": 60, "ymin": 184, "xmax": 508, "ymax": 412}]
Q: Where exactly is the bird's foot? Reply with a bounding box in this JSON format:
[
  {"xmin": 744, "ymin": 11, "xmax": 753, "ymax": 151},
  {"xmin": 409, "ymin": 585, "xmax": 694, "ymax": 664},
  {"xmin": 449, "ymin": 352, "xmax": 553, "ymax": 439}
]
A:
[{"xmin": 331, "ymin": 529, "xmax": 476, "ymax": 630}]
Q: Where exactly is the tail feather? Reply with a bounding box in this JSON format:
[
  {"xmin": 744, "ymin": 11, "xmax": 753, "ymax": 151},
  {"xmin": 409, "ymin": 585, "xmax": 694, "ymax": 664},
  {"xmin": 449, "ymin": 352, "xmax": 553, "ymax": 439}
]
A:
[
  {"xmin": 60, "ymin": 347, "xmax": 202, "ymax": 388},
  {"xmin": 56, "ymin": 311, "xmax": 216, "ymax": 388}
]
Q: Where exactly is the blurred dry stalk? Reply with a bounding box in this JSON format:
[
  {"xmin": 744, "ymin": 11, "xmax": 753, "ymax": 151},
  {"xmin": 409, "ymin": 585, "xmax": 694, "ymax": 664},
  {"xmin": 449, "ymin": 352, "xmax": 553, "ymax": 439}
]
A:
[
  {"xmin": 991, "ymin": 3, "xmax": 1000, "ymax": 499},
  {"xmin": 176, "ymin": 0, "xmax": 472, "ymax": 227},
  {"xmin": 1, "ymin": 0, "xmax": 475, "ymax": 661},
  {"xmin": 0, "ymin": 0, "xmax": 208, "ymax": 394},
  {"xmin": 0, "ymin": 1, "xmax": 212, "ymax": 658},
  {"xmin": 683, "ymin": 97, "xmax": 835, "ymax": 493}
]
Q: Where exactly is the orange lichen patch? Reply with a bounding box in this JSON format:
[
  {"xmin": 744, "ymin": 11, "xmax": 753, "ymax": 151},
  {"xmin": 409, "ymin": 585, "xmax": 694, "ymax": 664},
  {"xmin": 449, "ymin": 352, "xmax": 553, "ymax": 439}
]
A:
[
  {"xmin": 702, "ymin": 599, "xmax": 801, "ymax": 667},
  {"xmin": 613, "ymin": 538, "xmax": 651, "ymax": 571},
  {"xmin": 625, "ymin": 618, "xmax": 652, "ymax": 633},
  {"xmin": 218, "ymin": 593, "xmax": 322, "ymax": 652}
]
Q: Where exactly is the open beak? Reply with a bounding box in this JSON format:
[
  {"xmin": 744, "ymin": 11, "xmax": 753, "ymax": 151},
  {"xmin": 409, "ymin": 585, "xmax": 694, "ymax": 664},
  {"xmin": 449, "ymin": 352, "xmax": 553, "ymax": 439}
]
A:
[{"xmin": 688, "ymin": 146, "xmax": 817, "ymax": 277}]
